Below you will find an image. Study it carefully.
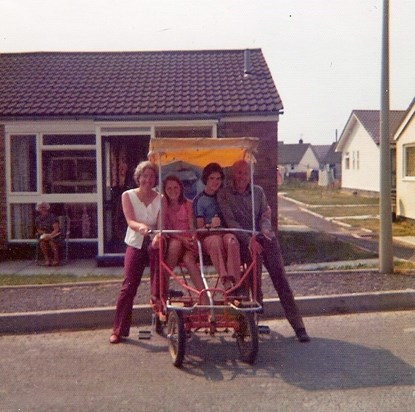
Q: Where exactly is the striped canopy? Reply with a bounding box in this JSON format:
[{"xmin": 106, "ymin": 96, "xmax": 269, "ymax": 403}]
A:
[{"xmin": 148, "ymin": 137, "xmax": 258, "ymax": 168}]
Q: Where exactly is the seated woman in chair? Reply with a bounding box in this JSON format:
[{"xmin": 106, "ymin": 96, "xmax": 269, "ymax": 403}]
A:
[{"xmin": 35, "ymin": 202, "xmax": 60, "ymax": 266}]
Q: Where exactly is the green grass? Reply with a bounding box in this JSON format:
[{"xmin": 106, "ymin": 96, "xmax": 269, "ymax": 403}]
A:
[
  {"xmin": 281, "ymin": 183, "xmax": 379, "ymax": 205},
  {"xmin": 312, "ymin": 205, "xmax": 379, "ymax": 218},
  {"xmin": 279, "ymin": 232, "xmax": 376, "ymax": 265},
  {"xmin": 281, "ymin": 184, "xmax": 415, "ymax": 237},
  {"xmin": 0, "ymin": 274, "xmax": 123, "ymax": 286}
]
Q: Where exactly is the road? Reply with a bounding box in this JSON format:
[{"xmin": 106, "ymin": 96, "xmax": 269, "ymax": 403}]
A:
[
  {"xmin": 278, "ymin": 195, "xmax": 415, "ymax": 262},
  {"xmin": 1, "ymin": 311, "xmax": 414, "ymax": 411}
]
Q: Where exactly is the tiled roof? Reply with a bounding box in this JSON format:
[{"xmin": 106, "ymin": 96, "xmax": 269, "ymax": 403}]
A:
[
  {"xmin": 322, "ymin": 142, "xmax": 342, "ymax": 164},
  {"xmin": 277, "ymin": 143, "xmax": 311, "ymax": 164},
  {"xmin": 0, "ymin": 49, "xmax": 283, "ymax": 119},
  {"xmin": 353, "ymin": 110, "xmax": 406, "ymax": 144},
  {"xmin": 312, "ymin": 144, "xmax": 332, "ymax": 162}
]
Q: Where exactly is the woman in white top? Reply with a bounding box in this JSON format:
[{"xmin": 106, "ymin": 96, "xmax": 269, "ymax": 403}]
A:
[{"xmin": 110, "ymin": 160, "xmax": 161, "ymax": 344}]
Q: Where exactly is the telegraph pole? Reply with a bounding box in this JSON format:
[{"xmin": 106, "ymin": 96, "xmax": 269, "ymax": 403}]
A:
[{"xmin": 379, "ymin": 0, "xmax": 393, "ymax": 273}]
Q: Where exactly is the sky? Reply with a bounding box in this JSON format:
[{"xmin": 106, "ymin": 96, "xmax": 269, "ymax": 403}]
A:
[{"xmin": 1, "ymin": 0, "xmax": 414, "ymax": 145}]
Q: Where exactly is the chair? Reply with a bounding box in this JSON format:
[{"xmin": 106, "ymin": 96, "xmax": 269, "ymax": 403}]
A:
[
  {"xmin": 35, "ymin": 215, "xmax": 70, "ymax": 265},
  {"xmin": 58, "ymin": 215, "xmax": 71, "ymax": 264}
]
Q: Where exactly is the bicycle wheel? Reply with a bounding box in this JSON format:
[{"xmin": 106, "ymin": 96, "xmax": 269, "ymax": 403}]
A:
[
  {"xmin": 167, "ymin": 310, "xmax": 186, "ymax": 367},
  {"xmin": 235, "ymin": 312, "xmax": 258, "ymax": 364}
]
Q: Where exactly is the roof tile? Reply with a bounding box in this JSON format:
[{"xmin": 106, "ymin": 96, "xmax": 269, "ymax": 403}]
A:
[{"xmin": 0, "ymin": 49, "xmax": 282, "ymax": 118}]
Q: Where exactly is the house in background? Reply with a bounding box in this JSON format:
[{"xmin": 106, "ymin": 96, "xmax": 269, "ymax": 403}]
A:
[
  {"xmin": 277, "ymin": 140, "xmax": 320, "ymax": 182},
  {"xmin": 394, "ymin": 98, "xmax": 415, "ymax": 221},
  {"xmin": 0, "ymin": 49, "xmax": 283, "ymax": 263},
  {"xmin": 335, "ymin": 110, "xmax": 406, "ymax": 194},
  {"xmin": 316, "ymin": 142, "xmax": 342, "ymax": 185}
]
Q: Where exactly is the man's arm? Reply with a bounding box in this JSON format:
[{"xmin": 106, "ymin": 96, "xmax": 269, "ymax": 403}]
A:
[{"xmin": 217, "ymin": 189, "xmax": 250, "ymax": 244}]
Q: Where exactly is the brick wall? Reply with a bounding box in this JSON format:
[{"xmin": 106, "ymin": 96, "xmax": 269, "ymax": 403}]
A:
[
  {"xmin": 218, "ymin": 120, "xmax": 279, "ymax": 227},
  {"xmin": 0, "ymin": 125, "xmax": 7, "ymax": 250}
]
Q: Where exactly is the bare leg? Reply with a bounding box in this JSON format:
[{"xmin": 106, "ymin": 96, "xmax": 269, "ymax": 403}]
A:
[
  {"xmin": 202, "ymin": 234, "xmax": 232, "ymax": 288},
  {"xmin": 39, "ymin": 240, "xmax": 51, "ymax": 265},
  {"xmin": 182, "ymin": 250, "xmax": 209, "ymax": 304},
  {"xmin": 223, "ymin": 233, "xmax": 241, "ymax": 284},
  {"xmin": 51, "ymin": 240, "xmax": 60, "ymax": 265}
]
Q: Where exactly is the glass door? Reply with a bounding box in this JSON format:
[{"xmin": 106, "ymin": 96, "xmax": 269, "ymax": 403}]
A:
[{"xmin": 102, "ymin": 135, "xmax": 150, "ymax": 254}]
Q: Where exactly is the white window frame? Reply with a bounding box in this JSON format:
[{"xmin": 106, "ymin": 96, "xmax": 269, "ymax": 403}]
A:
[{"xmin": 403, "ymin": 144, "xmax": 415, "ymax": 180}]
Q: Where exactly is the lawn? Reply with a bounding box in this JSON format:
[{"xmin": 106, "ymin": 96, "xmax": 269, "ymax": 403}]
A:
[
  {"xmin": 280, "ymin": 183, "xmax": 415, "ymax": 237},
  {"xmin": 279, "ymin": 231, "xmax": 376, "ymax": 265},
  {"xmin": 280, "ymin": 183, "xmax": 379, "ymax": 205}
]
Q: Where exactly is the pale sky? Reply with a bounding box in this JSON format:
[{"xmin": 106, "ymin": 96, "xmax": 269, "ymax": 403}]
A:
[{"xmin": 1, "ymin": 0, "xmax": 414, "ymax": 145}]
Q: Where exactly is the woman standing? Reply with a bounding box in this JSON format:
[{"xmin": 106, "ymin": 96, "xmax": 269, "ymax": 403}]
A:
[
  {"xmin": 192, "ymin": 163, "xmax": 241, "ymax": 290},
  {"xmin": 110, "ymin": 161, "xmax": 161, "ymax": 344}
]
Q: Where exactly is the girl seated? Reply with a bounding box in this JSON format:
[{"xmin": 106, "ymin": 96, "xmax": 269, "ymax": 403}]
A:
[{"xmin": 162, "ymin": 175, "xmax": 208, "ymax": 305}]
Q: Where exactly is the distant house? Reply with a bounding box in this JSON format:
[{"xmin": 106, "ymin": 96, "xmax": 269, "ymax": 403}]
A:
[
  {"xmin": 0, "ymin": 49, "xmax": 284, "ymax": 263},
  {"xmin": 317, "ymin": 142, "xmax": 342, "ymax": 184},
  {"xmin": 335, "ymin": 110, "xmax": 406, "ymax": 194},
  {"xmin": 394, "ymin": 98, "xmax": 415, "ymax": 220},
  {"xmin": 277, "ymin": 140, "xmax": 320, "ymax": 181}
]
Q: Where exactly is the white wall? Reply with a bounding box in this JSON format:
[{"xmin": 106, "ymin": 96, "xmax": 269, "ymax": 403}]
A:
[
  {"xmin": 396, "ymin": 117, "xmax": 415, "ymax": 219},
  {"xmin": 341, "ymin": 123, "xmax": 380, "ymax": 192}
]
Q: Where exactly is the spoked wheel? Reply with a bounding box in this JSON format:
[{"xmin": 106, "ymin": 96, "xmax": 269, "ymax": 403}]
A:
[
  {"xmin": 167, "ymin": 310, "xmax": 186, "ymax": 367},
  {"xmin": 235, "ymin": 312, "xmax": 258, "ymax": 364}
]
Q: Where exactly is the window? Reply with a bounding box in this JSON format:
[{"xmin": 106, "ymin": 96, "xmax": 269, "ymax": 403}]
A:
[
  {"xmin": 42, "ymin": 150, "xmax": 96, "ymax": 193},
  {"xmin": 356, "ymin": 151, "xmax": 360, "ymax": 170},
  {"xmin": 10, "ymin": 204, "xmax": 36, "ymax": 240},
  {"xmin": 404, "ymin": 145, "xmax": 415, "ymax": 177},
  {"xmin": 344, "ymin": 152, "xmax": 350, "ymax": 169},
  {"xmin": 9, "ymin": 203, "xmax": 97, "ymax": 240},
  {"xmin": 10, "ymin": 135, "xmax": 37, "ymax": 192}
]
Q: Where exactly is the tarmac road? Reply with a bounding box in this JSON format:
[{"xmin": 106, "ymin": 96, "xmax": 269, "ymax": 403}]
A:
[
  {"xmin": 278, "ymin": 194, "xmax": 415, "ymax": 262},
  {"xmin": 1, "ymin": 310, "xmax": 414, "ymax": 412}
]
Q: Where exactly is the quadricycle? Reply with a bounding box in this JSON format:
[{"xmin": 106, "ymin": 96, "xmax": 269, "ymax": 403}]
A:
[{"xmin": 146, "ymin": 137, "xmax": 265, "ymax": 367}]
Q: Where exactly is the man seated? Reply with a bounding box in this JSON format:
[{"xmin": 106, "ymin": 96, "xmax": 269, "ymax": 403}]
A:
[
  {"xmin": 217, "ymin": 160, "xmax": 310, "ymax": 342},
  {"xmin": 35, "ymin": 202, "xmax": 60, "ymax": 266}
]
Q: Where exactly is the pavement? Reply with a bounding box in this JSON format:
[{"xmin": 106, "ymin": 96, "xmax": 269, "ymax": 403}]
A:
[
  {"xmin": 1, "ymin": 257, "xmax": 414, "ymax": 335},
  {"xmin": 1, "ymin": 194, "xmax": 414, "ymax": 334}
]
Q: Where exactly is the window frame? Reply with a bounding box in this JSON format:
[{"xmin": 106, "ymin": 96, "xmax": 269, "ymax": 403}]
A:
[{"xmin": 403, "ymin": 144, "xmax": 415, "ymax": 180}]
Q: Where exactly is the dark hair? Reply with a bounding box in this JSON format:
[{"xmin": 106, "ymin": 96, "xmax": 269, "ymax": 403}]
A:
[
  {"xmin": 202, "ymin": 162, "xmax": 224, "ymax": 185},
  {"xmin": 162, "ymin": 175, "xmax": 186, "ymax": 205}
]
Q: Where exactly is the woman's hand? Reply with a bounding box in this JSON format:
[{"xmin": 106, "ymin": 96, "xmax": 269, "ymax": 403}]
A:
[{"xmin": 137, "ymin": 224, "xmax": 150, "ymax": 236}]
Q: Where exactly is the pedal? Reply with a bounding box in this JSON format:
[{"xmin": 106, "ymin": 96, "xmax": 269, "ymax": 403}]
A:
[
  {"xmin": 258, "ymin": 325, "xmax": 271, "ymax": 335},
  {"xmin": 138, "ymin": 330, "xmax": 152, "ymax": 340}
]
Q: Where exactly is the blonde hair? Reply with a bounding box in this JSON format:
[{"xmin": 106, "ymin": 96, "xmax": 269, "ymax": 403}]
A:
[{"xmin": 133, "ymin": 161, "xmax": 158, "ymax": 186}]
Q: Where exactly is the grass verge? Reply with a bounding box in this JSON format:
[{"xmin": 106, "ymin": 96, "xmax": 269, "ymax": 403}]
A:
[{"xmin": 0, "ymin": 274, "xmax": 123, "ymax": 287}]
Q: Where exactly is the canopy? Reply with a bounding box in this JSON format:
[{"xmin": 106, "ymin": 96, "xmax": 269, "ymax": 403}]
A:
[{"xmin": 148, "ymin": 137, "xmax": 259, "ymax": 168}]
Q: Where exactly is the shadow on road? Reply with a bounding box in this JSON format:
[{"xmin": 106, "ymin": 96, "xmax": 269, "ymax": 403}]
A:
[{"xmin": 134, "ymin": 330, "xmax": 415, "ymax": 389}]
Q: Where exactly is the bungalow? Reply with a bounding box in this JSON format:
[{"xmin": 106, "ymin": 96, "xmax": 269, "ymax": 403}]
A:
[
  {"xmin": 0, "ymin": 49, "xmax": 283, "ymax": 263},
  {"xmin": 394, "ymin": 98, "xmax": 415, "ymax": 220},
  {"xmin": 277, "ymin": 140, "xmax": 320, "ymax": 181},
  {"xmin": 335, "ymin": 110, "xmax": 406, "ymax": 194}
]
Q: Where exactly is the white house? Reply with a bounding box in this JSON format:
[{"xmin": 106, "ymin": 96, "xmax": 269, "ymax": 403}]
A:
[
  {"xmin": 394, "ymin": 98, "xmax": 415, "ymax": 220},
  {"xmin": 336, "ymin": 110, "xmax": 406, "ymax": 193},
  {"xmin": 278, "ymin": 141, "xmax": 320, "ymax": 181}
]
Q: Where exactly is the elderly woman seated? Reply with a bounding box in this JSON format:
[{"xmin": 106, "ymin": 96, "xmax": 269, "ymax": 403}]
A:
[{"xmin": 35, "ymin": 202, "xmax": 60, "ymax": 266}]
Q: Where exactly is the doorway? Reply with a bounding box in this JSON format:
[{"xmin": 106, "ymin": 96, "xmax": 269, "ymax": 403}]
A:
[{"xmin": 102, "ymin": 135, "xmax": 150, "ymax": 254}]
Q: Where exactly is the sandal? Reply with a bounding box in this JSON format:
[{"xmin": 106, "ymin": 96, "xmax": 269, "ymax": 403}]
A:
[{"xmin": 109, "ymin": 334, "xmax": 120, "ymax": 344}]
